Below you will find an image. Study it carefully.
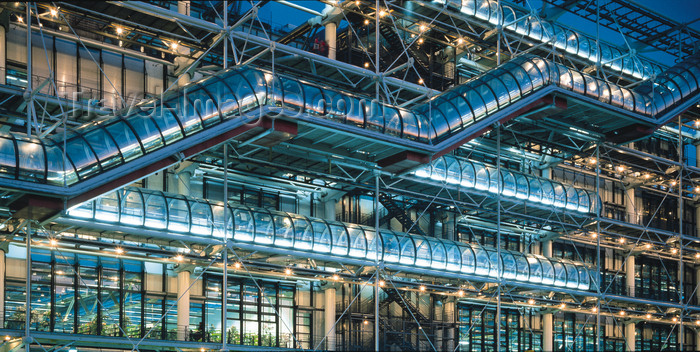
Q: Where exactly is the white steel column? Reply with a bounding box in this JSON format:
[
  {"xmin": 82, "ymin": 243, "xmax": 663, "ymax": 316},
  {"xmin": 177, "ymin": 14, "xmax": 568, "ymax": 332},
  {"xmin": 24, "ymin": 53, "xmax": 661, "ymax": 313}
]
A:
[
  {"xmin": 0, "ymin": 245, "xmax": 6, "ymax": 328},
  {"xmin": 176, "ymin": 1, "xmax": 191, "ymax": 87},
  {"xmin": 624, "ymin": 322, "xmax": 635, "ymax": 352},
  {"xmin": 177, "ymin": 269, "xmax": 191, "ymax": 340},
  {"xmin": 325, "ymin": 21, "xmax": 337, "ymax": 60},
  {"xmin": 626, "ymin": 255, "xmax": 635, "ymax": 297},
  {"xmin": 0, "ymin": 24, "xmax": 6, "ymax": 85},
  {"xmin": 625, "ymin": 187, "xmax": 636, "ymax": 224},
  {"xmin": 445, "ymin": 299, "xmax": 456, "ymax": 352},
  {"xmin": 542, "ymin": 240, "xmax": 553, "ymax": 352},
  {"xmin": 625, "ymin": 253, "xmax": 635, "ymax": 352},
  {"xmin": 324, "ymin": 287, "xmax": 336, "ymax": 351}
]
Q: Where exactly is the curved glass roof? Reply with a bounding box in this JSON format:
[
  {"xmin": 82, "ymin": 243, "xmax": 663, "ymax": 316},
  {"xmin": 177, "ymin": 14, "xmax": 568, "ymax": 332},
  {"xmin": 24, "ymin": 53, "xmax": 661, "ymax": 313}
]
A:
[
  {"xmin": 65, "ymin": 186, "xmax": 593, "ymax": 291},
  {"xmin": 434, "ymin": 0, "xmax": 664, "ymax": 80},
  {"xmin": 413, "ymin": 156, "xmax": 600, "ymax": 214},
  {"xmin": 0, "ymin": 52, "xmax": 697, "ymax": 189}
]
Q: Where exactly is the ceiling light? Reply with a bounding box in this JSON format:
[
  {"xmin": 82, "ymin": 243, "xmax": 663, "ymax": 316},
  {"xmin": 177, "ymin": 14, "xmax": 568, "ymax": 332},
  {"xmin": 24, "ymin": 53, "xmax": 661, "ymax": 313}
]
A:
[
  {"xmin": 671, "ymin": 248, "xmax": 678, "ymax": 254},
  {"xmin": 285, "ymin": 268, "xmax": 293, "ymax": 275},
  {"xmin": 528, "ymin": 299, "xmax": 535, "ymax": 305},
  {"xmin": 419, "ymin": 285, "xmax": 426, "ymax": 291},
  {"xmin": 363, "ymin": 320, "xmax": 369, "ymax": 325},
  {"xmin": 418, "ymin": 38, "xmax": 424, "ymax": 44},
  {"xmin": 17, "ymin": 16, "xmax": 23, "ymax": 23},
  {"xmin": 50, "ymin": 8, "xmax": 57, "ymax": 17},
  {"xmin": 379, "ymin": 280, "xmax": 385, "ymax": 287},
  {"xmin": 234, "ymin": 262, "xmax": 241, "ymax": 269},
  {"xmin": 174, "ymin": 255, "xmax": 184, "ymax": 262},
  {"xmin": 171, "ymin": 42, "xmax": 179, "ymax": 50},
  {"xmin": 418, "ymin": 78, "xmax": 424, "ymax": 84},
  {"xmin": 673, "ymin": 317, "xmax": 678, "ymax": 322},
  {"xmin": 646, "ymin": 313, "xmax": 652, "ymax": 319},
  {"xmin": 115, "ymin": 247, "xmax": 124, "ymax": 255},
  {"xmin": 457, "ymin": 290, "xmax": 464, "ymax": 297},
  {"xmin": 378, "ymin": 9, "xmax": 386, "ymax": 17},
  {"xmin": 619, "ymin": 310, "xmax": 625, "ymax": 316},
  {"xmin": 560, "ymin": 303, "xmax": 566, "ymax": 309},
  {"xmin": 457, "ymin": 38, "xmax": 464, "ymax": 45},
  {"xmin": 364, "ymin": 62, "xmax": 370, "ymax": 68},
  {"xmin": 116, "ymin": 27, "xmax": 123, "ymax": 35},
  {"xmin": 419, "ymin": 24, "xmax": 426, "ymax": 32},
  {"xmin": 49, "ymin": 238, "xmax": 58, "ymax": 247},
  {"xmin": 618, "ymin": 237, "xmax": 626, "ymax": 244},
  {"xmin": 332, "ymin": 274, "xmax": 340, "ymax": 281},
  {"xmin": 364, "ymin": 19, "xmax": 369, "ymax": 25}
]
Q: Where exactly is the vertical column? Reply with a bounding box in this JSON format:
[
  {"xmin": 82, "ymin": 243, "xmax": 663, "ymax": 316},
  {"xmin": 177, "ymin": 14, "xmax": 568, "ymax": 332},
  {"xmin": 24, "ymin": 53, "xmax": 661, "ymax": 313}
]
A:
[
  {"xmin": 324, "ymin": 287, "xmax": 336, "ymax": 351},
  {"xmin": 177, "ymin": 170, "xmax": 191, "ymax": 196},
  {"xmin": 177, "ymin": 269, "xmax": 191, "ymax": 341},
  {"xmin": 325, "ymin": 21, "xmax": 337, "ymax": 60},
  {"xmin": 445, "ymin": 299, "xmax": 456, "ymax": 352},
  {"xmin": 0, "ymin": 244, "xmax": 6, "ymax": 328},
  {"xmin": 0, "ymin": 24, "xmax": 5, "ymax": 85},
  {"xmin": 625, "ymin": 188, "xmax": 636, "ymax": 224},
  {"xmin": 626, "ymin": 255, "xmax": 635, "ymax": 297},
  {"xmin": 624, "ymin": 322, "xmax": 635, "ymax": 352},
  {"xmin": 324, "ymin": 199, "xmax": 336, "ymax": 221},
  {"xmin": 176, "ymin": 1, "xmax": 191, "ymax": 87},
  {"xmin": 625, "ymin": 252, "xmax": 635, "ymax": 352},
  {"xmin": 542, "ymin": 240, "xmax": 553, "ymax": 352},
  {"xmin": 696, "ymin": 266, "xmax": 700, "ymax": 306}
]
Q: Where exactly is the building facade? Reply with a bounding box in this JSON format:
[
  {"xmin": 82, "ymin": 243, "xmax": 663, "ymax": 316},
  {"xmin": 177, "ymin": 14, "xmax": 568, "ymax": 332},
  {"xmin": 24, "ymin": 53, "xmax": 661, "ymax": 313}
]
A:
[{"xmin": 0, "ymin": 0, "xmax": 698, "ymax": 351}]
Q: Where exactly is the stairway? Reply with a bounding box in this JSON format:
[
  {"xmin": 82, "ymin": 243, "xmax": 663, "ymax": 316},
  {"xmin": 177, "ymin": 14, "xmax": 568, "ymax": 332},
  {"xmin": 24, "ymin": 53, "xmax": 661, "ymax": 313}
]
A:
[
  {"xmin": 378, "ymin": 193, "xmax": 429, "ymax": 237},
  {"xmin": 379, "ymin": 316, "xmax": 418, "ymax": 352}
]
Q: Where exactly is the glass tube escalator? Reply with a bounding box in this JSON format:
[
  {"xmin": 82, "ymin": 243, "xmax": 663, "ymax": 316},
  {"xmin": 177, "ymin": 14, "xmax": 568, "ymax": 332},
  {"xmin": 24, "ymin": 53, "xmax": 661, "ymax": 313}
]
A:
[{"xmin": 65, "ymin": 186, "xmax": 594, "ymax": 291}]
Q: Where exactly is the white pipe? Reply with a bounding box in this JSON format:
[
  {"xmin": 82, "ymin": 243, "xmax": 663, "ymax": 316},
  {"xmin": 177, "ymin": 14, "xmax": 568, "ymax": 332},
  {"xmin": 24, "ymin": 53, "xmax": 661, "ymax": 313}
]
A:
[{"xmin": 276, "ymin": 0, "xmax": 322, "ymax": 16}]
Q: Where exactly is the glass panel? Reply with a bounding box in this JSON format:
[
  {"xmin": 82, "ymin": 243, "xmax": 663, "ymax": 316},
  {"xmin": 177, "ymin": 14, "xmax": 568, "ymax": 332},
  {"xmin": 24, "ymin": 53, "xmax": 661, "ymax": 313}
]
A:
[
  {"xmin": 232, "ymin": 205, "xmax": 255, "ymax": 242},
  {"xmin": 553, "ymin": 260, "xmax": 567, "ymax": 287},
  {"xmin": 514, "ymin": 253, "xmax": 529, "ymax": 281},
  {"xmin": 515, "ymin": 173, "xmax": 529, "ymax": 199},
  {"xmin": 144, "ymin": 193, "xmax": 167, "ymax": 229},
  {"xmin": 16, "ymin": 139, "xmax": 45, "ymax": 181},
  {"xmin": 280, "ymin": 77, "xmax": 303, "ymax": 112},
  {"xmin": 461, "ymin": 160, "xmax": 476, "ymax": 187},
  {"xmin": 473, "ymin": 246, "xmax": 490, "ymax": 276},
  {"xmin": 190, "ymin": 201, "xmax": 213, "ymax": 236},
  {"xmin": 564, "ymin": 262, "xmax": 579, "ymax": 288},
  {"xmin": 167, "ymin": 196, "xmax": 190, "ymax": 232},
  {"xmin": 445, "ymin": 157, "xmax": 461, "ymax": 185},
  {"xmin": 414, "ymin": 237, "xmax": 431, "ymax": 267},
  {"xmin": 474, "ymin": 162, "xmax": 489, "ymax": 190},
  {"xmin": 311, "ymin": 219, "xmax": 332, "ymax": 253},
  {"xmin": 539, "ymin": 256, "xmax": 555, "ymax": 285},
  {"xmin": 565, "ymin": 185, "xmax": 579, "ymax": 211},
  {"xmin": 502, "ymin": 252, "xmax": 517, "ymax": 279},
  {"xmin": 329, "ymin": 222, "xmax": 349, "ymax": 256},
  {"xmin": 104, "ymin": 121, "xmax": 143, "ymax": 162},
  {"xmin": 272, "ymin": 211, "xmax": 295, "ymax": 247},
  {"xmin": 445, "ymin": 243, "xmax": 461, "ymax": 271},
  {"xmin": 502, "ymin": 170, "xmax": 516, "ymax": 197},
  {"xmin": 83, "ymin": 128, "xmax": 121, "ymax": 171},
  {"xmin": 253, "ymin": 209, "xmax": 274, "ymax": 244},
  {"xmin": 126, "ymin": 114, "xmax": 164, "ymax": 153},
  {"xmin": 429, "ymin": 239, "xmax": 447, "ymax": 269},
  {"xmin": 65, "ymin": 137, "xmax": 100, "ymax": 179},
  {"xmin": 95, "ymin": 191, "xmax": 120, "ymax": 222},
  {"xmin": 303, "ymin": 84, "xmax": 326, "ymax": 116},
  {"xmin": 382, "ymin": 230, "xmax": 400, "ymax": 263},
  {"xmin": 400, "ymin": 235, "xmax": 416, "ymax": 265},
  {"xmin": 553, "ymin": 182, "xmax": 567, "ymax": 208},
  {"xmin": 120, "ymin": 188, "xmax": 144, "ymax": 226},
  {"xmin": 0, "ymin": 137, "xmax": 16, "ymax": 179},
  {"xmin": 460, "ymin": 245, "xmax": 476, "ymax": 274},
  {"xmin": 363, "ymin": 227, "xmax": 380, "ymax": 261},
  {"xmin": 527, "ymin": 256, "xmax": 542, "ymax": 283},
  {"xmin": 347, "ymin": 224, "xmax": 366, "ymax": 258}
]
